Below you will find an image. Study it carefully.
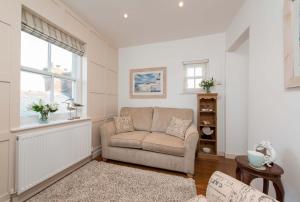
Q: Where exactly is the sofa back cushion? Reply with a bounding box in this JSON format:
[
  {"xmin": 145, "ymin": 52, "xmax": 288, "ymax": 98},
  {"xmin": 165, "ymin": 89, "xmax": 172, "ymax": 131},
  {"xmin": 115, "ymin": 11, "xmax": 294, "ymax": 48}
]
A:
[
  {"xmin": 114, "ymin": 116, "xmax": 134, "ymax": 134},
  {"xmin": 151, "ymin": 107, "xmax": 193, "ymax": 132},
  {"xmin": 120, "ymin": 107, "xmax": 153, "ymax": 131}
]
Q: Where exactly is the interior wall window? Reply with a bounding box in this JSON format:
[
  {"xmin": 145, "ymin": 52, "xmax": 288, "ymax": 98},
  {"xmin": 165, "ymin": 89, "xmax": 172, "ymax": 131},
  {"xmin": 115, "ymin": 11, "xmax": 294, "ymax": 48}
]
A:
[
  {"xmin": 183, "ymin": 60, "xmax": 208, "ymax": 92},
  {"xmin": 20, "ymin": 31, "xmax": 81, "ymax": 117}
]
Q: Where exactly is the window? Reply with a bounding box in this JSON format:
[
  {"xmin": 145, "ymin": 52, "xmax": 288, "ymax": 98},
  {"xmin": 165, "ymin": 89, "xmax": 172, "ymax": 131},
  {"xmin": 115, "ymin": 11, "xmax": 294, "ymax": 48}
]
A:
[
  {"xmin": 183, "ymin": 60, "xmax": 208, "ymax": 92},
  {"xmin": 20, "ymin": 31, "xmax": 81, "ymax": 117}
]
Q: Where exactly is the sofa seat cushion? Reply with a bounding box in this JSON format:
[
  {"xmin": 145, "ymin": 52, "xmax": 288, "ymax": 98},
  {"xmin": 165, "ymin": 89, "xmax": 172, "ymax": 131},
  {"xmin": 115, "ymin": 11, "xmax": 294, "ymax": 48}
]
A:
[
  {"xmin": 110, "ymin": 131, "xmax": 149, "ymax": 149},
  {"xmin": 142, "ymin": 132, "xmax": 185, "ymax": 157}
]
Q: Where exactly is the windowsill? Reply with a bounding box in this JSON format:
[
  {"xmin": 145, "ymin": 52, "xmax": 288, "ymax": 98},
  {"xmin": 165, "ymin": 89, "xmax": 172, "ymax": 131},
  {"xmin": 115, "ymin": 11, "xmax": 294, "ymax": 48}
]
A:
[{"xmin": 11, "ymin": 117, "xmax": 91, "ymax": 132}]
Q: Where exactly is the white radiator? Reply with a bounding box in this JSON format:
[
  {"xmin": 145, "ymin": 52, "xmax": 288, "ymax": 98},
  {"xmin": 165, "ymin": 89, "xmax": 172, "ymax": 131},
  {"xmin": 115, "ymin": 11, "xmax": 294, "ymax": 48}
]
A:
[{"xmin": 16, "ymin": 121, "xmax": 92, "ymax": 194}]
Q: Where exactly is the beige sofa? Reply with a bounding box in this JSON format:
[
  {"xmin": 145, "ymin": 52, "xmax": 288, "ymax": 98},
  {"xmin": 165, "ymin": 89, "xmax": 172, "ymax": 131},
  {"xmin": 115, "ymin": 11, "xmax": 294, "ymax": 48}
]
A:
[
  {"xmin": 100, "ymin": 107, "xmax": 199, "ymax": 176},
  {"xmin": 188, "ymin": 171, "xmax": 278, "ymax": 202}
]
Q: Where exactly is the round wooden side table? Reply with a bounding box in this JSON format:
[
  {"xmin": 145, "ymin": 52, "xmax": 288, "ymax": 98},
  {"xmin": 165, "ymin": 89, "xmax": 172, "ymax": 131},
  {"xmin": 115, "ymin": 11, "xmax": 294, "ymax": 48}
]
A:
[{"xmin": 235, "ymin": 156, "xmax": 284, "ymax": 202}]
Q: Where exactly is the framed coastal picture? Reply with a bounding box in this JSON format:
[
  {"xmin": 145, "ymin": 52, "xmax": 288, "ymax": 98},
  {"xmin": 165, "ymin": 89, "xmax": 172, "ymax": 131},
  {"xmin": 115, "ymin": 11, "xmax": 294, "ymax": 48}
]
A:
[{"xmin": 130, "ymin": 67, "xmax": 167, "ymax": 98}]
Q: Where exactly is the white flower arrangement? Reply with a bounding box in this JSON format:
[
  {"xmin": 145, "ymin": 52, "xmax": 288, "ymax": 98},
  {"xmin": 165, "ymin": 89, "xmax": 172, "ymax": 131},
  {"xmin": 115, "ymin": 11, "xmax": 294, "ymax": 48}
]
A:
[{"xmin": 29, "ymin": 100, "xmax": 58, "ymax": 122}]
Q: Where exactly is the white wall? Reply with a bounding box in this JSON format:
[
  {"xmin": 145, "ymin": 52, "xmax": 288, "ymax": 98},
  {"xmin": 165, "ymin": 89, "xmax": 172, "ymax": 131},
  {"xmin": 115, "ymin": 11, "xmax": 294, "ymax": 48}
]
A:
[
  {"xmin": 225, "ymin": 39, "xmax": 249, "ymax": 157},
  {"xmin": 227, "ymin": 0, "xmax": 300, "ymax": 201},
  {"xmin": 118, "ymin": 33, "xmax": 226, "ymax": 154}
]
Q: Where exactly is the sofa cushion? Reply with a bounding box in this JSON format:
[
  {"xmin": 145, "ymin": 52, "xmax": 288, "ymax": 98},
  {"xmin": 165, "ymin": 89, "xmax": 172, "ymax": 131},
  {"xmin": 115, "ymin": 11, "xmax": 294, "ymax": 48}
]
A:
[
  {"xmin": 166, "ymin": 117, "xmax": 192, "ymax": 139},
  {"xmin": 120, "ymin": 107, "xmax": 153, "ymax": 131},
  {"xmin": 151, "ymin": 107, "xmax": 193, "ymax": 132},
  {"xmin": 114, "ymin": 116, "xmax": 134, "ymax": 134},
  {"xmin": 142, "ymin": 132, "xmax": 185, "ymax": 157},
  {"xmin": 110, "ymin": 131, "xmax": 149, "ymax": 149},
  {"xmin": 206, "ymin": 171, "xmax": 278, "ymax": 202}
]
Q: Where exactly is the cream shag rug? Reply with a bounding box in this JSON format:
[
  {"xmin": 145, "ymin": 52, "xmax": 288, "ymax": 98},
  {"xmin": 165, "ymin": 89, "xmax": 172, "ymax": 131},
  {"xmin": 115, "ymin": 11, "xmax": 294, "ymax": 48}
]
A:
[{"xmin": 28, "ymin": 161, "xmax": 197, "ymax": 202}]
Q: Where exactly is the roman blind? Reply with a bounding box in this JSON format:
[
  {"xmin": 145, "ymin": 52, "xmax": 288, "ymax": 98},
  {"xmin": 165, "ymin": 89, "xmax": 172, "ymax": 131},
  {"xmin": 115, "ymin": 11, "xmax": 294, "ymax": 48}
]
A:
[{"xmin": 21, "ymin": 7, "xmax": 85, "ymax": 56}]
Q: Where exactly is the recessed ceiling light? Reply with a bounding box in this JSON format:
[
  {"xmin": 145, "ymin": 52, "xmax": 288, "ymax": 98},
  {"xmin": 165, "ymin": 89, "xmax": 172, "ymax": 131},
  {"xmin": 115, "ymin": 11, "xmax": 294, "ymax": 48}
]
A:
[
  {"xmin": 178, "ymin": 1, "xmax": 184, "ymax": 8},
  {"xmin": 123, "ymin": 13, "xmax": 128, "ymax": 19}
]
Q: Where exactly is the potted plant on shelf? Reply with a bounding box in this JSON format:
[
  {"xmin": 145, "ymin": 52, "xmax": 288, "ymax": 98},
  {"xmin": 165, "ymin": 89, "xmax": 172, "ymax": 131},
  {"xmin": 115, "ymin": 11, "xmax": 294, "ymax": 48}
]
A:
[
  {"xmin": 29, "ymin": 100, "xmax": 58, "ymax": 123},
  {"xmin": 200, "ymin": 78, "xmax": 215, "ymax": 93}
]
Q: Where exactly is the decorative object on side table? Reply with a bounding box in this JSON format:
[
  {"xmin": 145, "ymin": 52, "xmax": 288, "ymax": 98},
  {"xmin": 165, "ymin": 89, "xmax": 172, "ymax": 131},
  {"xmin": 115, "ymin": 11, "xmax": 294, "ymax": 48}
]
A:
[
  {"xmin": 200, "ymin": 78, "xmax": 215, "ymax": 93},
  {"xmin": 247, "ymin": 141, "xmax": 277, "ymax": 170},
  {"xmin": 235, "ymin": 155, "xmax": 284, "ymax": 201},
  {"xmin": 29, "ymin": 100, "xmax": 58, "ymax": 123}
]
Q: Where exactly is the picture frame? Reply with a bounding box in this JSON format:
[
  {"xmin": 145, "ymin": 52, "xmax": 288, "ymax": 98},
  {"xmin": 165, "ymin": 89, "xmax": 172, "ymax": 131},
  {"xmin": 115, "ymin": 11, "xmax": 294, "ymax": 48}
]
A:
[
  {"xmin": 130, "ymin": 67, "xmax": 167, "ymax": 99},
  {"xmin": 284, "ymin": 0, "xmax": 300, "ymax": 88}
]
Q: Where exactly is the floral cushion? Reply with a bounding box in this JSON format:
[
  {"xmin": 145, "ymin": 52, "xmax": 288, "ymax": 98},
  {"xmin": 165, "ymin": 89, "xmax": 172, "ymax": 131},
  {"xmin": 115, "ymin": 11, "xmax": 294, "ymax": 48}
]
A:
[
  {"xmin": 166, "ymin": 117, "xmax": 192, "ymax": 139},
  {"xmin": 114, "ymin": 116, "xmax": 134, "ymax": 134}
]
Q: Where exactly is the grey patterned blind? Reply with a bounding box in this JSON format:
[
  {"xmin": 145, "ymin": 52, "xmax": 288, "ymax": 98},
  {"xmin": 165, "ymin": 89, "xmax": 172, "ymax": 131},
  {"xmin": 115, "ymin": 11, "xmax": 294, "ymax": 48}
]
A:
[{"xmin": 21, "ymin": 7, "xmax": 85, "ymax": 56}]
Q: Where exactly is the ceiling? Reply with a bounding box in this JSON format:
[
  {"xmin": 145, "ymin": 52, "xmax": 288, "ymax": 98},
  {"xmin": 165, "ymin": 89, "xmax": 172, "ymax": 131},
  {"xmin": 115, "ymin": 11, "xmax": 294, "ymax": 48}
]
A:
[{"xmin": 62, "ymin": 0, "xmax": 244, "ymax": 48}]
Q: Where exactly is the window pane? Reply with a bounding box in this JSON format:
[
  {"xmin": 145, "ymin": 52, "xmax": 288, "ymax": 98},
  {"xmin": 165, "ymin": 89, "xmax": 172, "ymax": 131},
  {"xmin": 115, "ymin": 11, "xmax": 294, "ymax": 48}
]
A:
[
  {"xmin": 195, "ymin": 78, "xmax": 203, "ymax": 88},
  {"xmin": 187, "ymin": 79, "xmax": 195, "ymax": 89},
  {"xmin": 20, "ymin": 71, "xmax": 51, "ymax": 116},
  {"xmin": 51, "ymin": 44, "xmax": 74, "ymax": 77},
  {"xmin": 21, "ymin": 32, "xmax": 48, "ymax": 71},
  {"xmin": 186, "ymin": 67, "xmax": 194, "ymax": 77},
  {"xmin": 195, "ymin": 67, "xmax": 203, "ymax": 77},
  {"xmin": 54, "ymin": 78, "xmax": 75, "ymax": 113}
]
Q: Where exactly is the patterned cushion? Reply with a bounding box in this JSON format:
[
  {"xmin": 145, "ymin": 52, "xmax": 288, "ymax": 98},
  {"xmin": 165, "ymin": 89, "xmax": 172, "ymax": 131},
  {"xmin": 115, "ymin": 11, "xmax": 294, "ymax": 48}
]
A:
[
  {"xmin": 114, "ymin": 116, "xmax": 134, "ymax": 134},
  {"xmin": 206, "ymin": 171, "xmax": 278, "ymax": 202},
  {"xmin": 166, "ymin": 117, "xmax": 192, "ymax": 139}
]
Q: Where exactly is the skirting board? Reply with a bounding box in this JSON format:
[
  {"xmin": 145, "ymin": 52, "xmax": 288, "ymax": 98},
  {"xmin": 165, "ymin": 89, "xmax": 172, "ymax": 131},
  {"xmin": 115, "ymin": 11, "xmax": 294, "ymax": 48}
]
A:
[
  {"xmin": 225, "ymin": 153, "xmax": 237, "ymax": 159},
  {"xmin": 0, "ymin": 193, "xmax": 10, "ymax": 202},
  {"xmin": 92, "ymin": 146, "xmax": 101, "ymax": 159},
  {"xmin": 11, "ymin": 156, "xmax": 92, "ymax": 202}
]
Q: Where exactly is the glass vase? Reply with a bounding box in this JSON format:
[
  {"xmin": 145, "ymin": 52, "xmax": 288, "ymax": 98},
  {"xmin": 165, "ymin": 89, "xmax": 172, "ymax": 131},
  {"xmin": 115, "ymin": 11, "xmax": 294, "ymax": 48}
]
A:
[
  {"xmin": 39, "ymin": 112, "xmax": 49, "ymax": 123},
  {"xmin": 205, "ymin": 87, "xmax": 211, "ymax": 93}
]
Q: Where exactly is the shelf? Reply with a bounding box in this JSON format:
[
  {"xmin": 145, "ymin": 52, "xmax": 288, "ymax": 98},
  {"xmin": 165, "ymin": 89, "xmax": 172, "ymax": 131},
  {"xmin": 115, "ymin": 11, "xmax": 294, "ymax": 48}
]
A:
[
  {"xmin": 200, "ymin": 111, "xmax": 215, "ymax": 113},
  {"xmin": 199, "ymin": 124, "xmax": 216, "ymax": 127},
  {"xmin": 197, "ymin": 93, "xmax": 218, "ymax": 160},
  {"xmin": 200, "ymin": 138, "xmax": 216, "ymax": 142},
  {"xmin": 198, "ymin": 151, "xmax": 217, "ymax": 155},
  {"xmin": 197, "ymin": 152, "xmax": 220, "ymax": 160}
]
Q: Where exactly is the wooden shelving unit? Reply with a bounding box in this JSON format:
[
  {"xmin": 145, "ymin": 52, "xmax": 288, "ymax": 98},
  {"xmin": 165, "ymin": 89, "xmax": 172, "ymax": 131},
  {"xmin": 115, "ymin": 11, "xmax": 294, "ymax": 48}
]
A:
[{"xmin": 197, "ymin": 93, "xmax": 218, "ymax": 159}]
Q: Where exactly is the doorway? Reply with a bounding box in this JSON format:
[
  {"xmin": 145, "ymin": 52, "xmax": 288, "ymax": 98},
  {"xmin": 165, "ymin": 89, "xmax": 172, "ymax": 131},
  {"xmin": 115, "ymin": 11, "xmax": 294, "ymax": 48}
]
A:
[{"xmin": 225, "ymin": 29, "xmax": 249, "ymax": 157}]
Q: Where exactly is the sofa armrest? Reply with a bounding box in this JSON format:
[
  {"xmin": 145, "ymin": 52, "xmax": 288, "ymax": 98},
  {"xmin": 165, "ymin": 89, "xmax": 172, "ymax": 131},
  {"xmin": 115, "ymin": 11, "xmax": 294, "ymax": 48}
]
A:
[
  {"xmin": 206, "ymin": 171, "xmax": 278, "ymax": 201},
  {"xmin": 183, "ymin": 124, "xmax": 199, "ymax": 174},
  {"xmin": 184, "ymin": 124, "xmax": 199, "ymax": 144},
  {"xmin": 99, "ymin": 121, "xmax": 116, "ymax": 152}
]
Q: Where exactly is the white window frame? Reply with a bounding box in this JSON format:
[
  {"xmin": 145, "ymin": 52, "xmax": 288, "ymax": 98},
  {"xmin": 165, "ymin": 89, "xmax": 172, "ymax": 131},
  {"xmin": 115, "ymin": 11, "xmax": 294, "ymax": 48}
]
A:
[
  {"xmin": 183, "ymin": 59, "xmax": 209, "ymax": 93},
  {"xmin": 20, "ymin": 32, "xmax": 82, "ymax": 123}
]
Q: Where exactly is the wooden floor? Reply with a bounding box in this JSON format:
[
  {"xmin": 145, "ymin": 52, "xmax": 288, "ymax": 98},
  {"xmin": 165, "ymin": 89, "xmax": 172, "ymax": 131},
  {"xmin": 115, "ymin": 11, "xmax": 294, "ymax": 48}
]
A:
[{"xmin": 95, "ymin": 156, "xmax": 236, "ymax": 195}]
